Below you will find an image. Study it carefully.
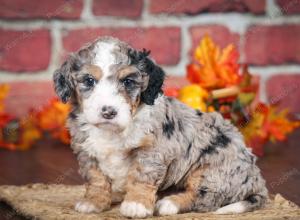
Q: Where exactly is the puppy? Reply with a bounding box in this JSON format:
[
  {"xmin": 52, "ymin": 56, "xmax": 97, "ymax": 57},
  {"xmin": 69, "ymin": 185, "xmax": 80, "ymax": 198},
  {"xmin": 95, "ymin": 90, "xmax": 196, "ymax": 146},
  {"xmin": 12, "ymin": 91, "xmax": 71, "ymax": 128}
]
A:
[{"xmin": 53, "ymin": 36, "xmax": 268, "ymax": 218}]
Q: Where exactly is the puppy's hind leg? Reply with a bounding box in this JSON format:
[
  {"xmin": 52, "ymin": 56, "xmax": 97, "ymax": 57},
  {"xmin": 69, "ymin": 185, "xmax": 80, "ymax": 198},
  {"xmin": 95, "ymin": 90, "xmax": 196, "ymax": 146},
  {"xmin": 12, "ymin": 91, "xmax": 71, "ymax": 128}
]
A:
[{"xmin": 155, "ymin": 167, "xmax": 206, "ymax": 216}]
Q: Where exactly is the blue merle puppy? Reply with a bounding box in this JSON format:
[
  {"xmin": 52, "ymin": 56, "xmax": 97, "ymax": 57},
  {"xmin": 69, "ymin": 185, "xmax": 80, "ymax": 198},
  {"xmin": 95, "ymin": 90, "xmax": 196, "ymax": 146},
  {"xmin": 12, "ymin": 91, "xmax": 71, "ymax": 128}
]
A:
[{"xmin": 53, "ymin": 36, "xmax": 268, "ymax": 218}]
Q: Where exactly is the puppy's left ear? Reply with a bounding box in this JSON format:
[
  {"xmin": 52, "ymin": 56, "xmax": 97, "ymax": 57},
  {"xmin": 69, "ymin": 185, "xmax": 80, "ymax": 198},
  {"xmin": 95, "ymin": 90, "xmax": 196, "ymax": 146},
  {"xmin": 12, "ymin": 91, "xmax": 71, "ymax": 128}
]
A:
[
  {"xmin": 141, "ymin": 58, "xmax": 165, "ymax": 105},
  {"xmin": 129, "ymin": 49, "xmax": 165, "ymax": 105}
]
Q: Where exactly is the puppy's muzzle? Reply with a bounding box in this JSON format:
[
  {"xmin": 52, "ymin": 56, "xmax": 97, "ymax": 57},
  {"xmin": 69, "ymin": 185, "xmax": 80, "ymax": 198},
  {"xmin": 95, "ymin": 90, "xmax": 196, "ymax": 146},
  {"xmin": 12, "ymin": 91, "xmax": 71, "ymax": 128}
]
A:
[{"xmin": 101, "ymin": 106, "xmax": 118, "ymax": 120}]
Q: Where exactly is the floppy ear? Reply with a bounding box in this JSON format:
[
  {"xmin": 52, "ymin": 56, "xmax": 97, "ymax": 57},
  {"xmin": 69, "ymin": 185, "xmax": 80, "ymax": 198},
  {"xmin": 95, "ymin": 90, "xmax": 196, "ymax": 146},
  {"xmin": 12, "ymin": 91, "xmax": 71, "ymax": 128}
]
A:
[
  {"xmin": 141, "ymin": 57, "xmax": 165, "ymax": 105},
  {"xmin": 53, "ymin": 55, "xmax": 81, "ymax": 103},
  {"xmin": 128, "ymin": 49, "xmax": 165, "ymax": 105}
]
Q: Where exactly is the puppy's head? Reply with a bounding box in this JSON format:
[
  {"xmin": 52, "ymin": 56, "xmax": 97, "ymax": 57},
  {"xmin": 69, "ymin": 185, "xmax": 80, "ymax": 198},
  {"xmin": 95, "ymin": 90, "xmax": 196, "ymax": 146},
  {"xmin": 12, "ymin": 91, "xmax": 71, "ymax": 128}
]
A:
[{"xmin": 53, "ymin": 37, "xmax": 165, "ymax": 130}]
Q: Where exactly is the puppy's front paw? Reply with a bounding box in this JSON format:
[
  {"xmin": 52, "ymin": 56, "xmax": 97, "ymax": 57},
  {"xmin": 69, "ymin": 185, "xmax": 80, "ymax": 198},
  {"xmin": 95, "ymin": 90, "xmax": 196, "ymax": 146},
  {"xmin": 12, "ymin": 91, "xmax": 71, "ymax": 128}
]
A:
[
  {"xmin": 75, "ymin": 200, "xmax": 100, "ymax": 213},
  {"xmin": 156, "ymin": 198, "xmax": 179, "ymax": 216},
  {"xmin": 120, "ymin": 201, "xmax": 153, "ymax": 218}
]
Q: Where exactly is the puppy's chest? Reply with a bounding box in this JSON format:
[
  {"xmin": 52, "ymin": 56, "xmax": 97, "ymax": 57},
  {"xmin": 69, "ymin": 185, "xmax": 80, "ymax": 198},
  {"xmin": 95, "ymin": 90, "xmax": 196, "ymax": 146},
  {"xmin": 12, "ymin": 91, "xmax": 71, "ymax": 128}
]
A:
[{"xmin": 82, "ymin": 132, "xmax": 131, "ymax": 193}]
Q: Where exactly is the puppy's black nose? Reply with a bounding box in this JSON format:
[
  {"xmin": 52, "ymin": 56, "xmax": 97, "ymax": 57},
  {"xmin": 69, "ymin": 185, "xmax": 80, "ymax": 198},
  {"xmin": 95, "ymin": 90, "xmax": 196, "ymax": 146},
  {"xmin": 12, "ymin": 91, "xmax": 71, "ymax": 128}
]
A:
[{"xmin": 101, "ymin": 106, "xmax": 117, "ymax": 120}]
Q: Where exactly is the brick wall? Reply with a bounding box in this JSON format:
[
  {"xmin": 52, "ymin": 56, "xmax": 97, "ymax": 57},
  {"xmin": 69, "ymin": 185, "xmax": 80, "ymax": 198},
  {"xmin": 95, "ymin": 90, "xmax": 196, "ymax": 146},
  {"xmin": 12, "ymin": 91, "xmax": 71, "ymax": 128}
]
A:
[{"xmin": 0, "ymin": 0, "xmax": 300, "ymax": 116}]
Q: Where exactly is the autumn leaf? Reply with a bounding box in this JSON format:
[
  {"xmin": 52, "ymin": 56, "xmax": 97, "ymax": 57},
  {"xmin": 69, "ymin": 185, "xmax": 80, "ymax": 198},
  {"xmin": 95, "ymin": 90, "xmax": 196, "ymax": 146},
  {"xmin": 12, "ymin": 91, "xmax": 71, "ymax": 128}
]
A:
[
  {"xmin": 36, "ymin": 98, "xmax": 71, "ymax": 144},
  {"xmin": 241, "ymin": 112, "xmax": 263, "ymax": 138},
  {"xmin": 178, "ymin": 84, "xmax": 210, "ymax": 112},
  {"xmin": 0, "ymin": 84, "xmax": 18, "ymax": 150},
  {"xmin": 0, "ymin": 141, "xmax": 16, "ymax": 151},
  {"xmin": 264, "ymin": 108, "xmax": 300, "ymax": 142},
  {"xmin": 37, "ymin": 98, "xmax": 70, "ymax": 131},
  {"xmin": 187, "ymin": 35, "xmax": 240, "ymax": 89},
  {"xmin": 241, "ymin": 104, "xmax": 300, "ymax": 156},
  {"xmin": 52, "ymin": 128, "xmax": 70, "ymax": 145},
  {"xmin": 164, "ymin": 87, "xmax": 179, "ymax": 98},
  {"xmin": 238, "ymin": 92, "xmax": 256, "ymax": 106},
  {"xmin": 0, "ymin": 84, "xmax": 9, "ymax": 113},
  {"xmin": 18, "ymin": 117, "xmax": 42, "ymax": 150}
]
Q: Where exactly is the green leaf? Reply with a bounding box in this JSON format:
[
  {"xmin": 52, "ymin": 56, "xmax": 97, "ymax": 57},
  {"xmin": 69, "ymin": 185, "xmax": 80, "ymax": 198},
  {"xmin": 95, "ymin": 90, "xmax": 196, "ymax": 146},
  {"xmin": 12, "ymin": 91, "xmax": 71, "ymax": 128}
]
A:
[{"xmin": 238, "ymin": 92, "xmax": 255, "ymax": 106}]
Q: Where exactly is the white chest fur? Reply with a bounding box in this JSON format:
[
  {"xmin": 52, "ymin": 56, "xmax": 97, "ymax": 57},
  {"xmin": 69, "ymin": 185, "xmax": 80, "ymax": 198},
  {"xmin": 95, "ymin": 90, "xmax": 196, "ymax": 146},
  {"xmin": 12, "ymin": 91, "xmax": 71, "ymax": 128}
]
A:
[{"xmin": 81, "ymin": 125, "xmax": 131, "ymax": 193}]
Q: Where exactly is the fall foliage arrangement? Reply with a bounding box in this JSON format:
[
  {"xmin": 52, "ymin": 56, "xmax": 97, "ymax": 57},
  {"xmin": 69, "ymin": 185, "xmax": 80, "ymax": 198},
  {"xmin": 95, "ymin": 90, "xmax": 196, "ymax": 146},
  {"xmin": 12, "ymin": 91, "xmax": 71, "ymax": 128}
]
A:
[{"xmin": 0, "ymin": 36, "xmax": 299, "ymax": 156}]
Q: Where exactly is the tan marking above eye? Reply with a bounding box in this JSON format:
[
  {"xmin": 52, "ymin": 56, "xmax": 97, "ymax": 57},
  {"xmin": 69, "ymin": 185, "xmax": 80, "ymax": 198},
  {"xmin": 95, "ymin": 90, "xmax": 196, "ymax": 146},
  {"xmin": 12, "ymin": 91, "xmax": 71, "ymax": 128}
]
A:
[
  {"xmin": 86, "ymin": 65, "xmax": 103, "ymax": 80},
  {"xmin": 117, "ymin": 66, "xmax": 139, "ymax": 80}
]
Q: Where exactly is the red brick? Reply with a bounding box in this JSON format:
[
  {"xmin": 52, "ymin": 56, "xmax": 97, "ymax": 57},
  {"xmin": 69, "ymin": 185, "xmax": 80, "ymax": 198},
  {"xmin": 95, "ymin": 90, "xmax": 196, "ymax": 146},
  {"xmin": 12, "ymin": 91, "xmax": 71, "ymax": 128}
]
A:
[
  {"xmin": 245, "ymin": 25, "xmax": 300, "ymax": 65},
  {"xmin": 276, "ymin": 0, "xmax": 300, "ymax": 14},
  {"xmin": 164, "ymin": 76, "xmax": 188, "ymax": 88},
  {"xmin": 190, "ymin": 25, "xmax": 240, "ymax": 56},
  {"xmin": 0, "ymin": 0, "xmax": 83, "ymax": 19},
  {"xmin": 266, "ymin": 74, "xmax": 300, "ymax": 114},
  {"xmin": 62, "ymin": 27, "xmax": 181, "ymax": 65},
  {"xmin": 4, "ymin": 81, "xmax": 56, "ymax": 117},
  {"xmin": 92, "ymin": 0, "xmax": 143, "ymax": 18},
  {"xmin": 0, "ymin": 29, "xmax": 51, "ymax": 72},
  {"xmin": 149, "ymin": 0, "xmax": 265, "ymax": 15}
]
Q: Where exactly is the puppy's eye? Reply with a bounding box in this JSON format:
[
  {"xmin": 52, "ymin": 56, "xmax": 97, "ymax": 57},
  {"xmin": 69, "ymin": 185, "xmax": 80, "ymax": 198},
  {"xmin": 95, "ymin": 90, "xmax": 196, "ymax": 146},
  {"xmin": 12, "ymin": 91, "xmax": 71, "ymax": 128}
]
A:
[
  {"xmin": 84, "ymin": 76, "xmax": 95, "ymax": 87},
  {"xmin": 123, "ymin": 78, "xmax": 136, "ymax": 88}
]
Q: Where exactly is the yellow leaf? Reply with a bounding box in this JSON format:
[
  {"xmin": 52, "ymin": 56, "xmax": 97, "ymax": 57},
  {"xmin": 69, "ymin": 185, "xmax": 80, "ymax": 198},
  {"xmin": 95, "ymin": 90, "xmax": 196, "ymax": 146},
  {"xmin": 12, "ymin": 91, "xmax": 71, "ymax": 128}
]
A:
[
  {"xmin": 240, "ymin": 110, "xmax": 266, "ymax": 142},
  {"xmin": 238, "ymin": 92, "xmax": 255, "ymax": 106},
  {"xmin": 178, "ymin": 85, "xmax": 209, "ymax": 112}
]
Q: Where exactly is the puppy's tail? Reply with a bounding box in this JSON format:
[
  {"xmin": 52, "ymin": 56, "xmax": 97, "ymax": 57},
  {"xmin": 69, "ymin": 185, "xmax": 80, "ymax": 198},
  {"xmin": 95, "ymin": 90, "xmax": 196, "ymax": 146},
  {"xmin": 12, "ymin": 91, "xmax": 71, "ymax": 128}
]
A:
[{"xmin": 214, "ymin": 194, "xmax": 267, "ymax": 215}]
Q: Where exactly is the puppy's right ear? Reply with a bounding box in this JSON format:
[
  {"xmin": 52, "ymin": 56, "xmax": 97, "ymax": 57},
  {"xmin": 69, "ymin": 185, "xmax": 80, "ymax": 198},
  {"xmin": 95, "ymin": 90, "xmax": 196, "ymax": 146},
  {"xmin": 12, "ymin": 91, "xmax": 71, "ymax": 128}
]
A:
[{"xmin": 53, "ymin": 57, "xmax": 78, "ymax": 103}]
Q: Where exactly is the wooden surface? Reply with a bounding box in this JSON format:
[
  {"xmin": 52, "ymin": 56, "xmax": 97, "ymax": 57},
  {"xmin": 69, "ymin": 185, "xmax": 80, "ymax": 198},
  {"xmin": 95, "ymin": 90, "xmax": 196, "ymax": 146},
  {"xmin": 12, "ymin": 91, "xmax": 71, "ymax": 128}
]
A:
[{"xmin": 0, "ymin": 129, "xmax": 300, "ymax": 219}]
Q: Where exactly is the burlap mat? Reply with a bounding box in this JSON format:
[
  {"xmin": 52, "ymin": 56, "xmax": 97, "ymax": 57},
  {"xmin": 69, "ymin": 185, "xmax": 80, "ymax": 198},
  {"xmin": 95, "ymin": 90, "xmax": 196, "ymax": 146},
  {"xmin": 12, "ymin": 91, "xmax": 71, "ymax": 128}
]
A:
[{"xmin": 0, "ymin": 184, "xmax": 299, "ymax": 220}]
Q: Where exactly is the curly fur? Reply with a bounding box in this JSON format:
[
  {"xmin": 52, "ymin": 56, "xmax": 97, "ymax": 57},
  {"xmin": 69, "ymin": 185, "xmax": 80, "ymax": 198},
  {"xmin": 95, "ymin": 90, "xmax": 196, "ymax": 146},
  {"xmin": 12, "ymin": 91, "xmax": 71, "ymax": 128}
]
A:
[
  {"xmin": 128, "ymin": 48, "xmax": 165, "ymax": 105},
  {"xmin": 53, "ymin": 36, "xmax": 268, "ymax": 218}
]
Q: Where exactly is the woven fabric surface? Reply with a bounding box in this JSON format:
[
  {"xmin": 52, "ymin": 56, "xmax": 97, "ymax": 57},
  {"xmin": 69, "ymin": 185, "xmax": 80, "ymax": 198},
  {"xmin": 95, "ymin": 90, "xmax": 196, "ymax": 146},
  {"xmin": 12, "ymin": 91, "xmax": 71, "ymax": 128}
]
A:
[{"xmin": 0, "ymin": 184, "xmax": 299, "ymax": 220}]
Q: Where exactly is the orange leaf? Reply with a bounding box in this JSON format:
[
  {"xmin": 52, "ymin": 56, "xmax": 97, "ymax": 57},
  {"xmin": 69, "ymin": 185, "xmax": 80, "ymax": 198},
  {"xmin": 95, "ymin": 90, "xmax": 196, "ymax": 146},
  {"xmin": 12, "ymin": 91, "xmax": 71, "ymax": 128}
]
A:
[
  {"xmin": 188, "ymin": 35, "xmax": 241, "ymax": 89},
  {"xmin": 18, "ymin": 117, "xmax": 42, "ymax": 150},
  {"xmin": 163, "ymin": 87, "xmax": 179, "ymax": 98},
  {"xmin": 0, "ymin": 84, "xmax": 10, "ymax": 113},
  {"xmin": 37, "ymin": 98, "xmax": 70, "ymax": 130},
  {"xmin": 265, "ymin": 107, "xmax": 300, "ymax": 142}
]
